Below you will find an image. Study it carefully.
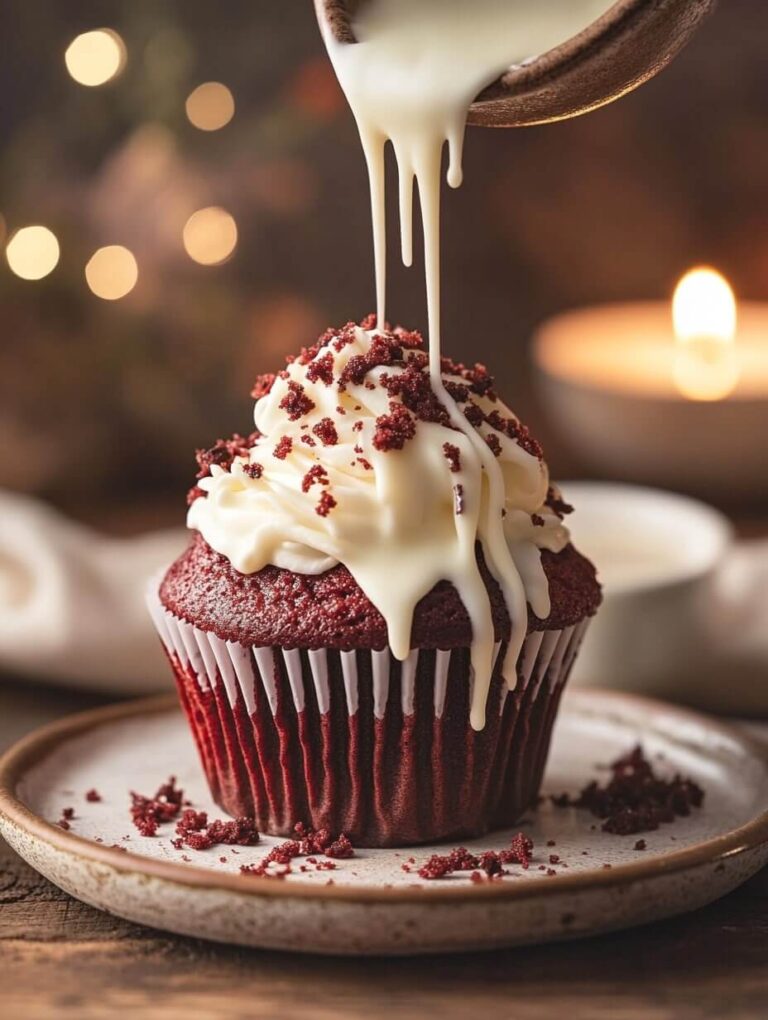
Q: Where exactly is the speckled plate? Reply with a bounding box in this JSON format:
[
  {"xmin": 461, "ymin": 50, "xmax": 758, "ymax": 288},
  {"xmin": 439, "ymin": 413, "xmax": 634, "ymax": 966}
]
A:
[{"xmin": 1, "ymin": 689, "xmax": 767, "ymax": 955}]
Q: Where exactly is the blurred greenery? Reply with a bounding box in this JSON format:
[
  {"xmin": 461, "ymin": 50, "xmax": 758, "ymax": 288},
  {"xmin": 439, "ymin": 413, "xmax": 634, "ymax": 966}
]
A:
[{"xmin": 1, "ymin": 0, "xmax": 767, "ymax": 517}]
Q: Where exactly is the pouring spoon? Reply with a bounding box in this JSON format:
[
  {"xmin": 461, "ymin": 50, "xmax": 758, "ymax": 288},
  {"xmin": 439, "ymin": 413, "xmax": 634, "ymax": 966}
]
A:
[{"xmin": 315, "ymin": 0, "xmax": 716, "ymax": 128}]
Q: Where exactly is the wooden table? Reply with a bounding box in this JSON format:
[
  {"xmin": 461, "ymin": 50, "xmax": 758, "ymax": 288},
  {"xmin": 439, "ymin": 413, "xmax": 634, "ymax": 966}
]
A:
[{"xmin": 1, "ymin": 677, "xmax": 767, "ymax": 1019}]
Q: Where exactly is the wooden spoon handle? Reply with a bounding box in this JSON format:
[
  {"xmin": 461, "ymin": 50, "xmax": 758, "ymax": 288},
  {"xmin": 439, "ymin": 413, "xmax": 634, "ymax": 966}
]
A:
[{"xmin": 314, "ymin": 0, "xmax": 716, "ymax": 128}]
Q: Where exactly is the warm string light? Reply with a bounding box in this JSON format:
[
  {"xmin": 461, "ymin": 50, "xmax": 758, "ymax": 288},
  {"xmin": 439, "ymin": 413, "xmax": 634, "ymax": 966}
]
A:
[
  {"xmin": 13, "ymin": 37, "xmax": 240, "ymax": 288},
  {"xmin": 85, "ymin": 246, "xmax": 138, "ymax": 300},
  {"xmin": 6, "ymin": 226, "xmax": 60, "ymax": 280},
  {"xmin": 186, "ymin": 82, "xmax": 235, "ymax": 131},
  {"xmin": 183, "ymin": 207, "xmax": 238, "ymax": 265},
  {"xmin": 65, "ymin": 29, "xmax": 126, "ymax": 87},
  {"xmin": 672, "ymin": 266, "xmax": 740, "ymax": 401}
]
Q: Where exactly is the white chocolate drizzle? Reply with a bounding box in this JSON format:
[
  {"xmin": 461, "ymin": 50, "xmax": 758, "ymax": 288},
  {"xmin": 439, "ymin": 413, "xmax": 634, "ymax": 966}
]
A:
[
  {"xmin": 309, "ymin": 0, "xmax": 609, "ymax": 721},
  {"xmin": 189, "ymin": 326, "xmax": 568, "ymax": 729}
]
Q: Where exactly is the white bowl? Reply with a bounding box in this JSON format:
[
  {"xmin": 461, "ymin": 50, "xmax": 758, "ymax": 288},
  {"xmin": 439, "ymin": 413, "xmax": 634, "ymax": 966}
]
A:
[{"xmin": 562, "ymin": 482, "xmax": 734, "ymax": 705}]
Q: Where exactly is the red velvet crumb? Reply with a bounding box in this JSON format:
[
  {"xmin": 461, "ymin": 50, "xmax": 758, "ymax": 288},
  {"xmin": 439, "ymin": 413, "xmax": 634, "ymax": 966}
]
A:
[
  {"xmin": 251, "ymin": 373, "xmax": 276, "ymax": 399},
  {"xmin": 239, "ymin": 824, "xmax": 354, "ymax": 879},
  {"xmin": 316, "ymin": 491, "xmax": 337, "ymax": 517},
  {"xmin": 85, "ymin": 789, "xmax": 102, "ymax": 803},
  {"xmin": 130, "ymin": 777, "xmax": 185, "ymax": 837},
  {"xmin": 174, "ymin": 809, "xmax": 260, "ymax": 850},
  {"xmin": 417, "ymin": 833, "xmax": 533, "ymax": 880},
  {"xmin": 485, "ymin": 433, "xmax": 502, "ymax": 457},
  {"xmin": 546, "ymin": 486, "xmax": 574, "ymax": 518},
  {"xmin": 552, "ymin": 745, "xmax": 704, "ymax": 835},
  {"xmin": 372, "ymin": 402, "xmax": 416, "ymax": 452},
  {"xmin": 273, "ymin": 436, "xmax": 293, "ymax": 460},
  {"xmin": 443, "ymin": 442, "xmax": 461, "ymax": 473},
  {"xmin": 312, "ymin": 417, "xmax": 339, "ymax": 446},
  {"xmin": 279, "ymin": 380, "xmax": 316, "ymax": 420},
  {"xmin": 305, "ymin": 351, "xmax": 335, "ymax": 386},
  {"xmin": 302, "ymin": 464, "xmax": 329, "ymax": 492},
  {"xmin": 454, "ymin": 484, "xmax": 465, "ymax": 516}
]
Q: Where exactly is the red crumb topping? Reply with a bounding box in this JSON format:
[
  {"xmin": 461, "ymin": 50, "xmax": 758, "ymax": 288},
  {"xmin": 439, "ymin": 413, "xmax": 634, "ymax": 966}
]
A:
[
  {"xmin": 552, "ymin": 746, "xmax": 704, "ymax": 835},
  {"xmin": 486, "ymin": 409, "xmax": 542, "ymax": 460},
  {"xmin": 531, "ymin": 513, "xmax": 545, "ymax": 527},
  {"xmin": 444, "ymin": 380, "xmax": 470, "ymax": 403},
  {"xmin": 305, "ymin": 351, "xmax": 335, "ymax": 386},
  {"xmin": 339, "ymin": 333, "xmax": 403, "ymax": 388},
  {"xmin": 279, "ymin": 380, "xmax": 316, "ymax": 420},
  {"xmin": 130, "ymin": 777, "xmax": 185, "ymax": 837},
  {"xmin": 239, "ymin": 824, "xmax": 354, "ymax": 879},
  {"xmin": 546, "ymin": 486, "xmax": 574, "ymax": 518},
  {"xmin": 417, "ymin": 833, "xmax": 533, "ymax": 880},
  {"xmin": 302, "ymin": 464, "xmax": 329, "ymax": 492},
  {"xmin": 463, "ymin": 402, "xmax": 485, "ymax": 427},
  {"xmin": 485, "ymin": 433, "xmax": 502, "ymax": 457},
  {"xmin": 454, "ymin": 484, "xmax": 465, "ymax": 516},
  {"xmin": 380, "ymin": 362, "xmax": 451, "ymax": 427},
  {"xmin": 273, "ymin": 436, "xmax": 293, "ymax": 460},
  {"xmin": 300, "ymin": 434, "xmax": 317, "ymax": 447},
  {"xmin": 315, "ymin": 491, "xmax": 337, "ymax": 517},
  {"xmin": 372, "ymin": 402, "xmax": 416, "ymax": 452},
  {"xmin": 251, "ymin": 373, "xmax": 276, "ymax": 399},
  {"xmin": 443, "ymin": 442, "xmax": 461, "ymax": 473},
  {"xmin": 174, "ymin": 809, "xmax": 260, "ymax": 850},
  {"xmin": 312, "ymin": 417, "xmax": 339, "ymax": 446},
  {"xmin": 190, "ymin": 432, "xmax": 260, "ymax": 503},
  {"xmin": 635, "ymin": 839, "xmax": 648, "ymax": 851},
  {"xmin": 243, "ymin": 462, "xmax": 263, "ymax": 479},
  {"xmin": 332, "ymin": 323, "xmax": 359, "ymax": 352},
  {"xmin": 85, "ymin": 789, "xmax": 101, "ymax": 803},
  {"xmin": 549, "ymin": 854, "xmax": 560, "ymax": 865}
]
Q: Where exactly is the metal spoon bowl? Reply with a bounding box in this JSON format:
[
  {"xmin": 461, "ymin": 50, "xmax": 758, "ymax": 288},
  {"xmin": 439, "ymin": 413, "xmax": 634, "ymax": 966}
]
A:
[{"xmin": 315, "ymin": 0, "xmax": 715, "ymax": 128}]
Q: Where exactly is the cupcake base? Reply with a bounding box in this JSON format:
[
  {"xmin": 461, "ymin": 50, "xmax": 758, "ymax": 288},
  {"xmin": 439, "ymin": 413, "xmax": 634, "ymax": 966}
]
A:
[{"xmin": 149, "ymin": 591, "xmax": 588, "ymax": 847}]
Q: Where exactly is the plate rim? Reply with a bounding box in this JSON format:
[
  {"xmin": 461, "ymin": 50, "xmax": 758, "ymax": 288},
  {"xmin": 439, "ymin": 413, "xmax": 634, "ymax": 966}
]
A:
[{"xmin": 1, "ymin": 688, "xmax": 767, "ymax": 905}]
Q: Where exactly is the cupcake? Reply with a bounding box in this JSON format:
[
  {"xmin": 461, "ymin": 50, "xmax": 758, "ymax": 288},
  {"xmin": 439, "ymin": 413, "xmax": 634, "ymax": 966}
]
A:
[{"xmin": 149, "ymin": 318, "xmax": 600, "ymax": 846}]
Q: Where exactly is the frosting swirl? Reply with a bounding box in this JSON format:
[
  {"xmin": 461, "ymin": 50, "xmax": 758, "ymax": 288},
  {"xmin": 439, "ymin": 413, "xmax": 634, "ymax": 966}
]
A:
[{"xmin": 188, "ymin": 321, "xmax": 568, "ymax": 728}]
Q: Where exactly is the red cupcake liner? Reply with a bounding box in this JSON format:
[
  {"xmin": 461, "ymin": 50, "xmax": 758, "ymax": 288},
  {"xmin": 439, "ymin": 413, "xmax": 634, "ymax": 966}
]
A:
[{"xmin": 148, "ymin": 590, "xmax": 588, "ymax": 847}]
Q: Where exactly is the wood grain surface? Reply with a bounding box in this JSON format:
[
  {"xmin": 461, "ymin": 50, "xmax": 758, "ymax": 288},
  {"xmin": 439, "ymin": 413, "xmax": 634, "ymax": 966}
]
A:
[{"xmin": 1, "ymin": 677, "xmax": 767, "ymax": 1019}]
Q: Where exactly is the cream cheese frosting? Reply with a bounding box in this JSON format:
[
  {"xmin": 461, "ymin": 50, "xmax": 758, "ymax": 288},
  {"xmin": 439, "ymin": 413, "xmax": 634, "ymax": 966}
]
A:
[
  {"xmin": 189, "ymin": 323, "xmax": 569, "ymax": 729},
  {"xmin": 188, "ymin": 0, "xmax": 613, "ymax": 729}
]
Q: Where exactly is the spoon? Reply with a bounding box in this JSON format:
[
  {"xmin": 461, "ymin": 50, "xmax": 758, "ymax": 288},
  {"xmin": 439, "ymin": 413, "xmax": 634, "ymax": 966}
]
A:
[{"xmin": 315, "ymin": 0, "xmax": 716, "ymax": 127}]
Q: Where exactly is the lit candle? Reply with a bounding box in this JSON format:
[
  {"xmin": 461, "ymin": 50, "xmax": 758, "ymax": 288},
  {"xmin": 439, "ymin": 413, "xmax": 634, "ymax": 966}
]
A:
[{"xmin": 532, "ymin": 268, "xmax": 768, "ymax": 498}]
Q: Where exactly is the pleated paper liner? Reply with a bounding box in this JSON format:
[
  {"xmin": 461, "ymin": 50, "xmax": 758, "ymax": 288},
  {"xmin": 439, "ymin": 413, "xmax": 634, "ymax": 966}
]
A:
[{"xmin": 148, "ymin": 589, "xmax": 588, "ymax": 847}]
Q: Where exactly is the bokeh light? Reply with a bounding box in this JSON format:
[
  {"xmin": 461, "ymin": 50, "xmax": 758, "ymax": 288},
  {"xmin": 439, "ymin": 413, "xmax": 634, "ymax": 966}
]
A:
[
  {"xmin": 6, "ymin": 226, "xmax": 60, "ymax": 280},
  {"xmin": 85, "ymin": 246, "xmax": 138, "ymax": 300},
  {"xmin": 183, "ymin": 207, "xmax": 238, "ymax": 265},
  {"xmin": 672, "ymin": 266, "xmax": 739, "ymax": 401},
  {"xmin": 186, "ymin": 82, "xmax": 235, "ymax": 131},
  {"xmin": 65, "ymin": 29, "xmax": 126, "ymax": 87}
]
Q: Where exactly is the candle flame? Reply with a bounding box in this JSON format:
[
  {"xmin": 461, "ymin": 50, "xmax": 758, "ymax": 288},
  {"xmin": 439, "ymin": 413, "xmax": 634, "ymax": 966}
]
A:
[{"xmin": 672, "ymin": 266, "xmax": 739, "ymax": 401}]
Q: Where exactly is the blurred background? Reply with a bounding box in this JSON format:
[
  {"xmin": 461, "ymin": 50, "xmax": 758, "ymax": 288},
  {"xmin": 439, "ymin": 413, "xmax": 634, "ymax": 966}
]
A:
[{"xmin": 1, "ymin": 0, "xmax": 767, "ymax": 530}]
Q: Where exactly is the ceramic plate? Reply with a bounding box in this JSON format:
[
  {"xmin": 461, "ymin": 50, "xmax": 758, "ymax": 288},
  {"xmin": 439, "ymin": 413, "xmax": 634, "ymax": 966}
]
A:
[{"xmin": 1, "ymin": 689, "xmax": 767, "ymax": 955}]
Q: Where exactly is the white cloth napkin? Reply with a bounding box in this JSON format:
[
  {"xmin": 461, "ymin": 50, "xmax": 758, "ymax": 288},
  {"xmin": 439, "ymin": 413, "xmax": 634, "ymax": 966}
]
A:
[
  {"xmin": 1, "ymin": 490, "xmax": 767, "ymax": 705},
  {"xmin": 0, "ymin": 490, "xmax": 185, "ymax": 693}
]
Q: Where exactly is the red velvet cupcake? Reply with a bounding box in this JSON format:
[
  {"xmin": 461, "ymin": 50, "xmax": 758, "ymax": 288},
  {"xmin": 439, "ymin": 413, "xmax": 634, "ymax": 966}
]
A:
[{"xmin": 149, "ymin": 319, "xmax": 600, "ymax": 846}]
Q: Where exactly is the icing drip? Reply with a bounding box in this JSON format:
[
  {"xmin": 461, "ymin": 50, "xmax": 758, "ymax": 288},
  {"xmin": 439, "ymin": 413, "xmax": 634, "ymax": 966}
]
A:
[
  {"xmin": 189, "ymin": 325, "xmax": 568, "ymax": 729},
  {"xmin": 319, "ymin": 0, "xmax": 611, "ymax": 717}
]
